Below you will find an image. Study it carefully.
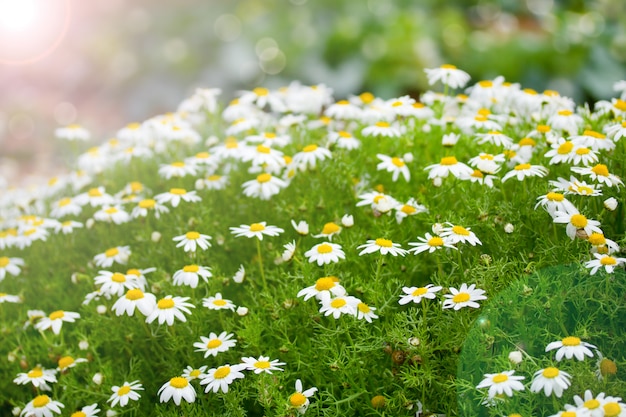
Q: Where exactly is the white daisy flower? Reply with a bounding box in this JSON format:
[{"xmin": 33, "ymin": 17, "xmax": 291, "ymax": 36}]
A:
[
  {"xmin": 325, "ymin": 100, "xmax": 363, "ymax": 120},
  {"xmin": 312, "ymin": 222, "xmax": 342, "ymax": 240},
  {"xmin": 398, "ymin": 284, "xmax": 443, "ymax": 305},
  {"xmin": 530, "ymin": 367, "xmax": 571, "ymax": 397},
  {"xmin": 68, "ymin": 403, "xmax": 100, "ymax": 417},
  {"xmin": 546, "ymin": 336, "xmax": 597, "ymax": 361},
  {"xmin": 193, "ymin": 331, "xmax": 237, "ymax": 358},
  {"xmin": 442, "ymin": 283, "xmax": 487, "ymax": 310},
  {"xmin": 172, "ymin": 231, "xmax": 212, "ymax": 252},
  {"xmin": 570, "ymin": 129, "xmax": 615, "ymax": 152},
  {"xmin": 318, "ymin": 293, "xmax": 359, "ymax": 319},
  {"xmin": 462, "ymin": 169, "xmax": 498, "ymax": 188},
  {"xmin": 297, "ymin": 276, "xmax": 346, "ymax": 301},
  {"xmin": 571, "ymin": 164, "xmax": 623, "ymax": 188},
  {"xmin": 107, "ymin": 380, "xmax": 143, "ymax": 407},
  {"xmin": 292, "ymin": 144, "xmax": 332, "ymax": 171},
  {"xmin": 605, "ymin": 120, "xmax": 626, "ymax": 141},
  {"xmin": 572, "ymin": 390, "xmax": 608, "ymax": 417},
  {"xmin": 357, "ymin": 238, "xmax": 407, "ymax": 256},
  {"xmin": 181, "ymin": 365, "xmax": 207, "ymax": 381},
  {"xmin": 202, "ymin": 293, "xmax": 236, "ymax": 311},
  {"xmin": 0, "ymin": 256, "xmax": 24, "ymax": 282},
  {"xmin": 94, "ymin": 270, "xmax": 139, "ymax": 297},
  {"xmin": 534, "ymin": 192, "xmax": 577, "ymax": 217},
  {"xmin": 361, "ymin": 121, "xmax": 401, "ymax": 138},
  {"xmin": 158, "ymin": 377, "xmax": 196, "ymax": 405},
  {"xmin": 585, "ymin": 253, "xmax": 626, "ymax": 275},
  {"xmin": 304, "ymin": 242, "xmax": 346, "ymax": 266},
  {"xmin": 199, "ymin": 364, "xmax": 246, "ymax": 393},
  {"xmin": 424, "ymin": 156, "xmax": 474, "ymax": 179},
  {"xmin": 19, "ymin": 395, "xmax": 64, "ymax": 417},
  {"xmin": 570, "ymin": 146, "xmax": 599, "ymax": 166},
  {"xmin": 552, "ymin": 208, "xmax": 602, "ymax": 240},
  {"xmin": 474, "ymin": 131, "xmax": 514, "ymax": 148},
  {"xmin": 328, "ymin": 130, "xmax": 361, "ymax": 150},
  {"xmin": 35, "ymin": 310, "xmax": 80, "ymax": 335},
  {"xmin": 288, "ymin": 379, "xmax": 318, "ymax": 414},
  {"xmin": 198, "ymin": 174, "xmax": 229, "ymax": 190},
  {"xmin": 291, "ymin": 220, "xmax": 310, "ymax": 235},
  {"xmin": 355, "ymin": 302, "xmax": 378, "ymax": 323},
  {"xmin": 145, "ymin": 296, "xmax": 195, "ymax": 326},
  {"xmin": 501, "ymin": 163, "xmax": 548, "ymax": 182},
  {"xmin": 13, "ymin": 366, "xmax": 58, "ymax": 391},
  {"xmin": 229, "ymin": 222, "xmax": 284, "ymax": 240},
  {"xmin": 439, "ymin": 223, "xmax": 482, "ymax": 246},
  {"xmin": 0, "ymin": 293, "xmax": 21, "ymax": 303},
  {"xmin": 54, "ymin": 220, "xmax": 83, "ymax": 235},
  {"xmin": 587, "ymin": 232, "xmax": 620, "ymax": 254},
  {"xmin": 240, "ymin": 356, "xmax": 286, "ymax": 374},
  {"xmin": 56, "ymin": 355, "xmax": 88, "ymax": 372},
  {"xmin": 158, "ymin": 161, "xmax": 197, "ymax": 180},
  {"xmin": 376, "ymin": 154, "xmax": 410, "ymax": 182},
  {"xmin": 50, "ymin": 197, "xmax": 82, "ymax": 218},
  {"xmin": 544, "ymin": 138, "xmax": 575, "ymax": 165},
  {"xmin": 55, "ymin": 124, "xmax": 90, "ymax": 141},
  {"xmin": 241, "ymin": 144, "xmax": 286, "ymax": 171},
  {"xmin": 424, "ymin": 64, "xmax": 471, "ymax": 89},
  {"xmin": 154, "ymin": 188, "xmax": 202, "ymax": 208},
  {"xmin": 112, "ymin": 289, "xmax": 157, "ymax": 317},
  {"xmin": 476, "ymin": 370, "xmax": 525, "ymax": 399},
  {"xmin": 547, "ymin": 109, "xmax": 583, "ymax": 136},
  {"xmin": 281, "ymin": 240, "xmax": 297, "ymax": 262},
  {"xmin": 241, "ymin": 173, "xmax": 288, "ymax": 200},
  {"xmin": 172, "ymin": 265, "xmax": 212, "ymax": 288},
  {"xmin": 407, "ymin": 233, "xmax": 456, "ymax": 254},
  {"xmin": 75, "ymin": 186, "xmax": 115, "ymax": 207},
  {"xmin": 93, "ymin": 246, "xmax": 131, "ymax": 268}
]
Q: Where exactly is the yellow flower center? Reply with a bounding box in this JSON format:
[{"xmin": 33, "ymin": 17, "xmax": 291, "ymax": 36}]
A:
[
  {"xmin": 170, "ymin": 377, "xmax": 188, "ymax": 388},
  {"xmin": 357, "ymin": 302, "xmax": 370, "ymax": 313},
  {"xmin": 117, "ymin": 385, "xmax": 131, "ymax": 396},
  {"xmin": 441, "ymin": 64, "xmax": 457, "ymax": 69},
  {"xmin": 515, "ymin": 163, "xmax": 531, "ymax": 171},
  {"xmin": 290, "ymin": 392, "xmax": 307, "ymax": 407},
  {"xmin": 338, "ymin": 130, "xmax": 352, "ymax": 138},
  {"xmin": 0, "ymin": 257, "xmax": 9, "ymax": 267},
  {"xmin": 401, "ymin": 205, "xmax": 416, "ymax": 214},
  {"xmin": 614, "ymin": 99, "xmax": 626, "ymax": 111},
  {"xmin": 183, "ymin": 265, "xmax": 199, "ymax": 273},
  {"xmin": 562, "ymin": 336, "xmax": 581, "ymax": 346},
  {"xmin": 207, "ymin": 338, "xmax": 222, "ymax": 349},
  {"xmin": 253, "ymin": 87, "xmax": 269, "ymax": 96},
  {"xmin": 32, "ymin": 395, "xmax": 50, "ymax": 408},
  {"xmin": 317, "ymin": 243, "xmax": 333, "ymax": 254},
  {"xmin": 584, "ymin": 399, "xmax": 600, "ymax": 410},
  {"xmin": 321, "ymin": 222, "xmax": 340, "ymax": 235},
  {"xmin": 360, "ymin": 92, "xmax": 374, "ymax": 103},
  {"xmin": 88, "ymin": 188, "xmax": 103, "ymax": 197},
  {"xmin": 130, "ymin": 182, "xmax": 143, "ymax": 192},
  {"xmin": 208, "ymin": 175, "xmax": 222, "ymax": 181},
  {"xmin": 257, "ymin": 145, "xmax": 271, "ymax": 154},
  {"xmin": 542, "ymin": 367, "xmax": 559, "ymax": 378},
  {"xmin": 577, "ymin": 186, "xmax": 593, "ymax": 195},
  {"xmin": 546, "ymin": 192, "xmax": 564, "ymax": 202},
  {"xmin": 71, "ymin": 411, "xmax": 87, "ymax": 417},
  {"xmin": 58, "ymin": 356, "xmax": 75, "ymax": 369},
  {"xmin": 111, "ymin": 273, "xmax": 126, "ymax": 283},
  {"xmin": 23, "ymin": 228, "xmax": 37, "ymax": 237},
  {"xmin": 519, "ymin": 137, "xmax": 536, "ymax": 146},
  {"xmin": 186, "ymin": 231, "xmax": 200, "ymax": 240},
  {"xmin": 157, "ymin": 298, "xmax": 175, "ymax": 309},
  {"xmin": 330, "ymin": 298, "xmax": 346, "ymax": 308},
  {"xmin": 428, "ymin": 237, "xmax": 444, "ymax": 247},
  {"xmin": 591, "ymin": 164, "xmax": 609, "ymax": 177},
  {"xmin": 27, "ymin": 368, "xmax": 43, "ymax": 378},
  {"xmin": 375, "ymin": 121, "xmax": 390, "ymax": 128},
  {"xmin": 257, "ymin": 173, "xmax": 271, "ymax": 183},
  {"xmin": 562, "ymin": 412, "xmax": 577, "ymax": 417},
  {"xmin": 105, "ymin": 248, "xmax": 119, "ymax": 257},
  {"xmin": 214, "ymin": 366, "xmax": 231, "ymax": 379},
  {"xmin": 249, "ymin": 223, "xmax": 265, "ymax": 232},
  {"xmin": 604, "ymin": 403, "xmax": 622, "ymax": 417},
  {"xmin": 104, "ymin": 206, "xmax": 118, "ymax": 214},
  {"xmin": 570, "ymin": 214, "xmax": 588, "ymax": 228},
  {"xmin": 440, "ymin": 156, "xmax": 458, "ymax": 166},
  {"xmin": 138, "ymin": 199, "xmax": 155, "ymax": 209},
  {"xmin": 170, "ymin": 188, "xmax": 187, "ymax": 195},
  {"xmin": 478, "ymin": 80, "xmax": 493, "ymax": 88},
  {"xmin": 471, "ymin": 169, "xmax": 484, "ymax": 178},
  {"xmin": 391, "ymin": 157, "xmax": 405, "ymax": 167},
  {"xmin": 264, "ymin": 132, "xmax": 276, "ymax": 139},
  {"xmin": 315, "ymin": 277, "xmax": 337, "ymax": 291},
  {"xmin": 254, "ymin": 361, "xmax": 271, "ymax": 369},
  {"xmin": 558, "ymin": 110, "xmax": 573, "ymax": 116},
  {"xmin": 225, "ymin": 137, "xmax": 239, "ymax": 148},
  {"xmin": 412, "ymin": 287, "xmax": 428, "ymax": 296},
  {"xmin": 49, "ymin": 310, "xmax": 65, "ymax": 320},
  {"xmin": 557, "ymin": 141, "xmax": 574, "ymax": 154},
  {"xmin": 576, "ymin": 147, "xmax": 590, "ymax": 155},
  {"xmin": 213, "ymin": 299, "xmax": 227, "ymax": 307},
  {"xmin": 600, "ymin": 256, "xmax": 617, "ymax": 266},
  {"xmin": 375, "ymin": 238, "xmax": 393, "ymax": 247},
  {"xmin": 58, "ymin": 198, "xmax": 72, "ymax": 207},
  {"xmin": 588, "ymin": 233, "xmax": 606, "ymax": 246},
  {"xmin": 190, "ymin": 369, "xmax": 201, "ymax": 378},
  {"xmin": 196, "ymin": 152, "xmax": 210, "ymax": 159},
  {"xmin": 303, "ymin": 144, "xmax": 318, "ymax": 153},
  {"xmin": 582, "ymin": 130, "xmax": 605, "ymax": 139},
  {"xmin": 126, "ymin": 289, "xmax": 144, "ymax": 300},
  {"xmin": 537, "ymin": 125, "xmax": 551, "ymax": 133},
  {"xmin": 492, "ymin": 373, "xmax": 508, "ymax": 383},
  {"xmin": 171, "ymin": 161, "xmax": 185, "ymax": 168},
  {"xmin": 452, "ymin": 225, "xmax": 470, "ymax": 236}
]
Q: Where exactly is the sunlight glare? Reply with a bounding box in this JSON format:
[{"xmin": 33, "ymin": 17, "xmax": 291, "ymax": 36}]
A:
[{"xmin": 0, "ymin": 0, "xmax": 41, "ymax": 33}]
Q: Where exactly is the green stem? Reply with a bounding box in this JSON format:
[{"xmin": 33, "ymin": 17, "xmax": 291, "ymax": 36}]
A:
[{"xmin": 256, "ymin": 238, "xmax": 268, "ymax": 294}]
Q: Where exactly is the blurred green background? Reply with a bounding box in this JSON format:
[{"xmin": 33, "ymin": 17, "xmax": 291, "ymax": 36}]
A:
[{"xmin": 1, "ymin": 0, "xmax": 625, "ymax": 183}]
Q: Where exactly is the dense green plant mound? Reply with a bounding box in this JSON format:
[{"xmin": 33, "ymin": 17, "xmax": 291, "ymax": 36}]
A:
[{"xmin": 0, "ymin": 69, "xmax": 625, "ymax": 416}]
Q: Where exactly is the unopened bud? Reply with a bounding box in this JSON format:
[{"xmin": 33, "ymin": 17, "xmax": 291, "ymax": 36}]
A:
[
  {"xmin": 508, "ymin": 350, "xmax": 523, "ymax": 364},
  {"xmin": 236, "ymin": 306, "xmax": 249, "ymax": 316}
]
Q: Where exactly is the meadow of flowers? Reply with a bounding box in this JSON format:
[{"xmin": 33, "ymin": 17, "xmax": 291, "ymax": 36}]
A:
[{"xmin": 0, "ymin": 65, "xmax": 625, "ymax": 417}]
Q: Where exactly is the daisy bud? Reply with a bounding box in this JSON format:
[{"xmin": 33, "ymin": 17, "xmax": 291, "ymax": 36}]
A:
[
  {"xmin": 504, "ymin": 223, "xmax": 515, "ymax": 234},
  {"xmin": 79, "ymin": 340, "xmax": 89, "ymax": 350},
  {"xmin": 403, "ymin": 152, "xmax": 414, "ymax": 163},
  {"xmin": 341, "ymin": 214, "xmax": 354, "ymax": 228},
  {"xmin": 195, "ymin": 178, "xmax": 205, "ymax": 190},
  {"xmin": 233, "ymin": 265, "xmax": 245, "ymax": 283},
  {"xmin": 106, "ymin": 410, "xmax": 117, "ymax": 417},
  {"xmin": 508, "ymin": 350, "xmax": 523, "ymax": 364},
  {"xmin": 408, "ymin": 337, "xmax": 420, "ymax": 347},
  {"xmin": 12, "ymin": 407, "xmax": 21, "ymax": 416},
  {"xmin": 604, "ymin": 197, "xmax": 618, "ymax": 211},
  {"xmin": 96, "ymin": 305, "xmax": 107, "ymax": 315},
  {"xmin": 371, "ymin": 395, "xmax": 386, "ymax": 409},
  {"xmin": 432, "ymin": 177, "xmax": 442, "ymax": 187},
  {"xmin": 71, "ymin": 272, "xmax": 79, "ymax": 284},
  {"xmin": 151, "ymin": 231, "xmax": 162, "ymax": 242},
  {"xmin": 236, "ymin": 306, "xmax": 249, "ymax": 316},
  {"xmin": 86, "ymin": 218, "xmax": 95, "ymax": 229},
  {"xmin": 7, "ymin": 352, "xmax": 17, "ymax": 362},
  {"xmin": 92, "ymin": 372, "xmax": 104, "ymax": 385},
  {"xmin": 442, "ymin": 133, "xmax": 460, "ymax": 146},
  {"xmin": 422, "ymin": 124, "xmax": 432, "ymax": 133}
]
